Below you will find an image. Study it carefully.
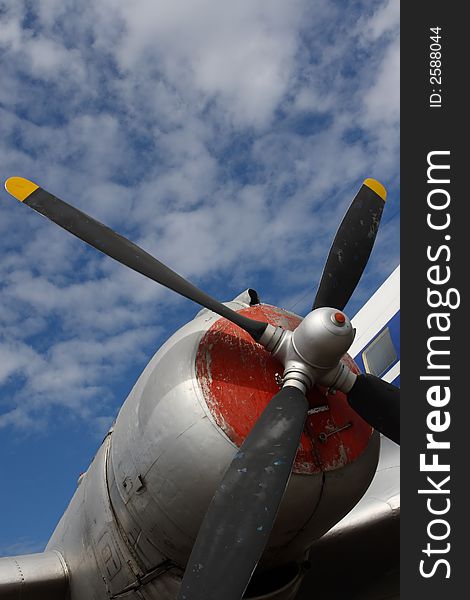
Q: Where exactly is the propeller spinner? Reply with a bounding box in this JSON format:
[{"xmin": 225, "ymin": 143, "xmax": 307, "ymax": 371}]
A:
[{"xmin": 4, "ymin": 175, "xmax": 400, "ymax": 600}]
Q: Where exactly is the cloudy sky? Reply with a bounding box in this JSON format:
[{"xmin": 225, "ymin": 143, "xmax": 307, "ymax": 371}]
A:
[{"xmin": 0, "ymin": 0, "xmax": 399, "ymax": 555}]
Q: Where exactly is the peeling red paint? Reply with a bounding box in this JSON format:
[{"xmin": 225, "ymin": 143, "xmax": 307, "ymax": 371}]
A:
[{"xmin": 195, "ymin": 305, "xmax": 373, "ymax": 474}]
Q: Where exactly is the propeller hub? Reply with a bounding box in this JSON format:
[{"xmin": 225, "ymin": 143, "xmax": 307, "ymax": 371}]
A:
[
  {"xmin": 291, "ymin": 307, "xmax": 355, "ymax": 370},
  {"xmin": 261, "ymin": 307, "xmax": 355, "ymax": 394}
]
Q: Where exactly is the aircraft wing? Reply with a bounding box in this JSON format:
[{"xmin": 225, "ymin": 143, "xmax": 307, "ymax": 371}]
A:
[
  {"xmin": 297, "ymin": 435, "xmax": 400, "ymax": 599},
  {"xmin": 320, "ymin": 435, "xmax": 400, "ymax": 537},
  {"xmin": 0, "ymin": 550, "xmax": 69, "ymax": 600}
]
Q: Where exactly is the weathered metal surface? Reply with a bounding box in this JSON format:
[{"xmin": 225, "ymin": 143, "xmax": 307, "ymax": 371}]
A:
[
  {"xmin": 47, "ymin": 438, "xmax": 141, "ymax": 599},
  {"xmin": 7, "ymin": 294, "xmax": 381, "ymax": 600},
  {"xmin": 298, "ymin": 436, "xmax": 400, "ymax": 600},
  {"xmin": 0, "ymin": 551, "xmax": 68, "ymax": 600},
  {"xmin": 196, "ymin": 304, "xmax": 373, "ymax": 474},
  {"xmin": 108, "ymin": 298, "xmax": 379, "ymax": 573}
]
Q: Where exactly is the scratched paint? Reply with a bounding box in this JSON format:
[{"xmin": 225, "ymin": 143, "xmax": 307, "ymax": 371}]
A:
[{"xmin": 195, "ymin": 304, "xmax": 373, "ymax": 474}]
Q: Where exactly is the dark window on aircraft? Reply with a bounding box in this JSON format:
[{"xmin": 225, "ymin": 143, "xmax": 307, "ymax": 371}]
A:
[{"xmin": 362, "ymin": 327, "xmax": 397, "ymax": 377}]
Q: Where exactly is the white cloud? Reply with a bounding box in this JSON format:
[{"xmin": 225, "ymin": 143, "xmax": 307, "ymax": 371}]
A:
[
  {"xmin": 0, "ymin": 0, "xmax": 399, "ymax": 431},
  {"xmin": 360, "ymin": 0, "xmax": 399, "ymax": 42},
  {"xmin": 364, "ymin": 42, "xmax": 400, "ymax": 125},
  {"xmin": 110, "ymin": 0, "xmax": 305, "ymax": 128}
]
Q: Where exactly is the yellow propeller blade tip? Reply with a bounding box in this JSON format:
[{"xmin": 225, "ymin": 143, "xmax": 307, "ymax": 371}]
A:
[
  {"xmin": 5, "ymin": 177, "xmax": 39, "ymax": 202},
  {"xmin": 363, "ymin": 178, "xmax": 386, "ymax": 201}
]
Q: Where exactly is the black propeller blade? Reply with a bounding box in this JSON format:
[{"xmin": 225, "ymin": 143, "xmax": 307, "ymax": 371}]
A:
[
  {"xmin": 313, "ymin": 178, "xmax": 386, "ymax": 311},
  {"xmin": 178, "ymin": 385, "xmax": 309, "ymax": 600},
  {"xmin": 347, "ymin": 374, "xmax": 400, "ymax": 444},
  {"xmin": 4, "ymin": 177, "xmax": 268, "ymax": 342},
  {"xmin": 6, "ymin": 174, "xmax": 400, "ymax": 600},
  {"xmin": 309, "ymin": 177, "xmax": 400, "ymax": 443}
]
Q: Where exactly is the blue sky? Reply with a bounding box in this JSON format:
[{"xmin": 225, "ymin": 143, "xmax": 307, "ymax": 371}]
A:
[{"xmin": 0, "ymin": 0, "xmax": 399, "ymax": 555}]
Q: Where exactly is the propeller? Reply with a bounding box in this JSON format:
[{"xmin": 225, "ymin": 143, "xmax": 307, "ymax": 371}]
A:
[
  {"xmin": 313, "ymin": 178, "xmax": 386, "ymax": 311},
  {"xmin": 4, "ymin": 174, "xmax": 400, "ymax": 600},
  {"xmin": 348, "ymin": 374, "xmax": 400, "ymax": 444},
  {"xmin": 308, "ymin": 178, "xmax": 399, "ymax": 443},
  {"xmin": 179, "ymin": 386, "xmax": 308, "ymax": 600},
  {"xmin": 4, "ymin": 177, "xmax": 268, "ymax": 343}
]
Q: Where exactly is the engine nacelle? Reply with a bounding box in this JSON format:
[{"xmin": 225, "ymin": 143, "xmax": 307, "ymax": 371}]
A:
[
  {"xmin": 108, "ymin": 294, "xmax": 379, "ymax": 571},
  {"xmin": 46, "ymin": 292, "xmax": 379, "ymax": 600}
]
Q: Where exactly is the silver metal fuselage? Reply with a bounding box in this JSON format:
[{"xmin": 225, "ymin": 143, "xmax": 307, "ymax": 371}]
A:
[{"xmin": 41, "ymin": 296, "xmax": 380, "ymax": 599}]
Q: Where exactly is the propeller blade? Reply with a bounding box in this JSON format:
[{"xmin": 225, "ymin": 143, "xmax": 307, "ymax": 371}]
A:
[
  {"xmin": 178, "ymin": 385, "xmax": 308, "ymax": 600},
  {"xmin": 313, "ymin": 178, "xmax": 387, "ymax": 311},
  {"xmin": 4, "ymin": 177, "xmax": 268, "ymax": 342},
  {"xmin": 347, "ymin": 373, "xmax": 400, "ymax": 444}
]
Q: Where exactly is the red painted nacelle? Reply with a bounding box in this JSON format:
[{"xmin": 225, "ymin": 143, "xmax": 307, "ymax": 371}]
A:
[{"xmin": 46, "ymin": 294, "xmax": 380, "ymax": 599}]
